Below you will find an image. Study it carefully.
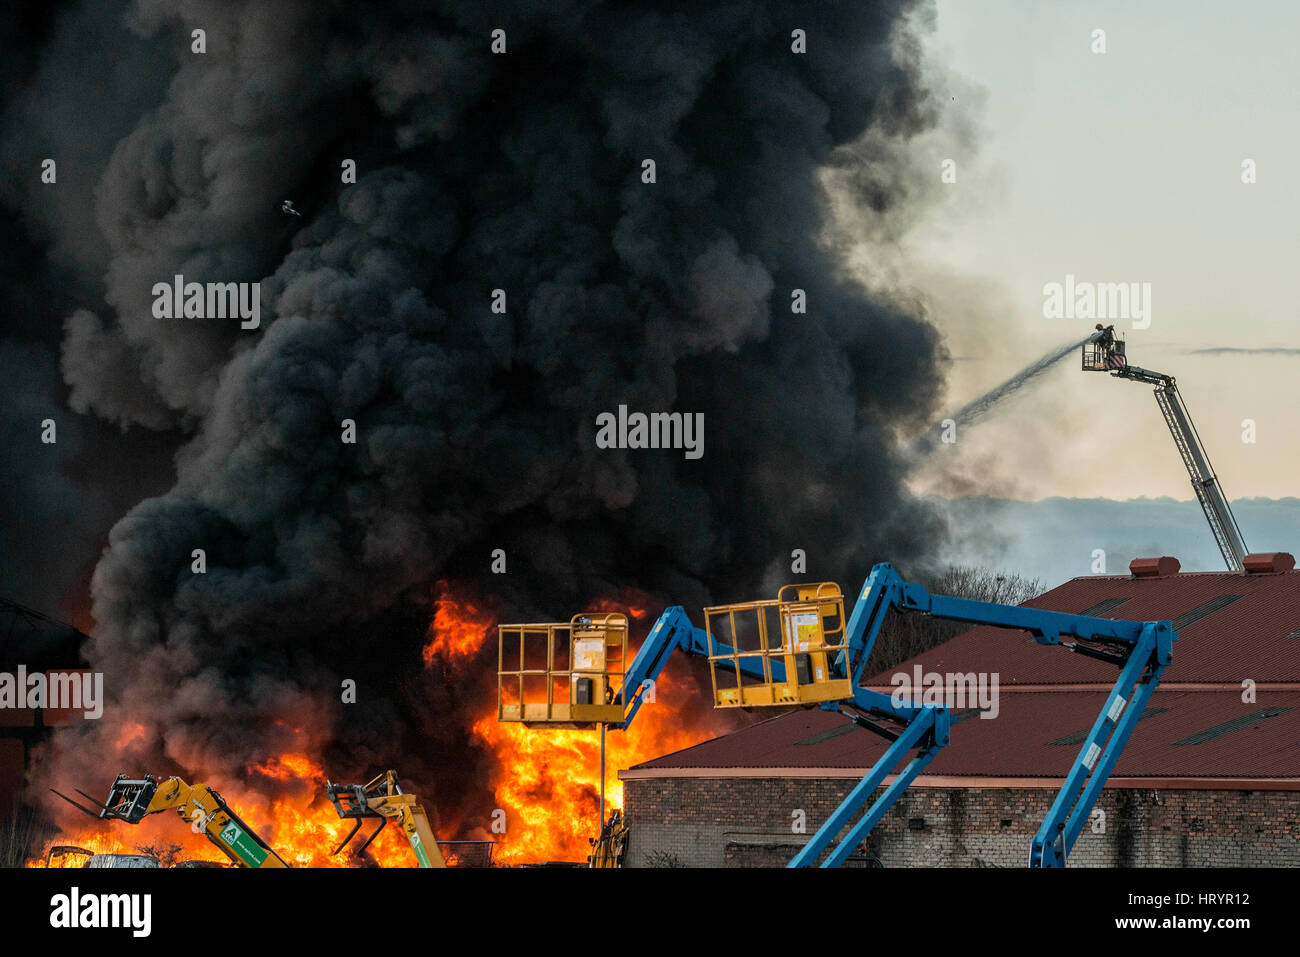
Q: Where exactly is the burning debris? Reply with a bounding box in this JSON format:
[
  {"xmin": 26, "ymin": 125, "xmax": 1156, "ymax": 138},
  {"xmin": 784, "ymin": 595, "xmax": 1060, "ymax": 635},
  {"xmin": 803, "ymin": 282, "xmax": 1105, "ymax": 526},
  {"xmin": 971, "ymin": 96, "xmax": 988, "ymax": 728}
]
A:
[{"xmin": 3, "ymin": 0, "xmax": 953, "ymax": 865}]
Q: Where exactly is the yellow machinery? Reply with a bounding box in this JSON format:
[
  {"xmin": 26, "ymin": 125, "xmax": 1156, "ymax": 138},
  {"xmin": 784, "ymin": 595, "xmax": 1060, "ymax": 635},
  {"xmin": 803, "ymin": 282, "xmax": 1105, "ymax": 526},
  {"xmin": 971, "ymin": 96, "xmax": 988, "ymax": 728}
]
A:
[
  {"xmin": 494, "ymin": 592, "xmax": 851, "ymax": 865},
  {"xmin": 498, "ymin": 612, "xmax": 628, "ymax": 728},
  {"xmin": 704, "ymin": 582, "xmax": 852, "ymax": 709},
  {"xmin": 326, "ymin": 770, "xmax": 446, "ymax": 868},
  {"xmin": 52, "ymin": 774, "xmax": 289, "ymax": 868},
  {"xmin": 587, "ymin": 809, "xmax": 628, "ymax": 868},
  {"xmin": 497, "ymin": 611, "xmax": 635, "ymax": 863}
]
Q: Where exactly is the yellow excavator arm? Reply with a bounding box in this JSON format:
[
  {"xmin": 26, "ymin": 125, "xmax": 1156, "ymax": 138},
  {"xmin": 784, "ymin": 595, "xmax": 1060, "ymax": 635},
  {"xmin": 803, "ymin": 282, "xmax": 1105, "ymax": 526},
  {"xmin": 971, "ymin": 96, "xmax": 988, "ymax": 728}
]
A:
[
  {"xmin": 53, "ymin": 773, "xmax": 289, "ymax": 868},
  {"xmin": 326, "ymin": 770, "xmax": 446, "ymax": 868}
]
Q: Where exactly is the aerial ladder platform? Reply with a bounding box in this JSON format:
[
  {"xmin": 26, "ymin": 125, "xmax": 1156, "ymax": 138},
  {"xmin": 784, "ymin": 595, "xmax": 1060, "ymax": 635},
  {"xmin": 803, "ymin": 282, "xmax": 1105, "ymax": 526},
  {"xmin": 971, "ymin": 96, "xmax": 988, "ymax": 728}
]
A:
[
  {"xmin": 52, "ymin": 773, "xmax": 290, "ymax": 868},
  {"xmin": 1083, "ymin": 324, "xmax": 1249, "ymax": 570}
]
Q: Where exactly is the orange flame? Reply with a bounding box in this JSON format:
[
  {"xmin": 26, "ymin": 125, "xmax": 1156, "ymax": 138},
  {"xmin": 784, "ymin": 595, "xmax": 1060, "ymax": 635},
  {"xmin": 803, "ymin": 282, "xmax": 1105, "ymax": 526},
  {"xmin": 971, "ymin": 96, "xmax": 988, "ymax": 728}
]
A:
[
  {"xmin": 29, "ymin": 752, "xmax": 415, "ymax": 869},
  {"xmin": 423, "ymin": 582, "xmax": 496, "ymax": 665},
  {"xmin": 586, "ymin": 587, "xmax": 652, "ymax": 622},
  {"xmin": 114, "ymin": 722, "xmax": 147, "ymax": 750},
  {"xmin": 29, "ymin": 580, "xmax": 739, "ymax": 868},
  {"xmin": 424, "ymin": 581, "xmax": 743, "ymax": 864}
]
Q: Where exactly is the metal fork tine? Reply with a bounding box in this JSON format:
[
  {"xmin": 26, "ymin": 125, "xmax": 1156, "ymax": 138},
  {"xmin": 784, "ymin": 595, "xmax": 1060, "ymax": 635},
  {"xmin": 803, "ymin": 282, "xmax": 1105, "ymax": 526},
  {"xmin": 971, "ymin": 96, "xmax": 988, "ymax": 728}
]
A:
[
  {"xmin": 75, "ymin": 788, "xmax": 111, "ymax": 808},
  {"xmin": 355, "ymin": 816, "xmax": 387, "ymax": 855},
  {"xmin": 49, "ymin": 788, "xmax": 107, "ymax": 819},
  {"xmin": 330, "ymin": 818, "xmax": 363, "ymax": 857}
]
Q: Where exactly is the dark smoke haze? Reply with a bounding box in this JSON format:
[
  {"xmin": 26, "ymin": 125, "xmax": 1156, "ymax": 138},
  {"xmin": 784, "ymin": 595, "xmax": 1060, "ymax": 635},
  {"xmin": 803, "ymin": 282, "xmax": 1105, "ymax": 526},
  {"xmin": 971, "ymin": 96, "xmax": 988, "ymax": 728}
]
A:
[{"xmin": 1, "ymin": 1, "xmax": 955, "ymax": 836}]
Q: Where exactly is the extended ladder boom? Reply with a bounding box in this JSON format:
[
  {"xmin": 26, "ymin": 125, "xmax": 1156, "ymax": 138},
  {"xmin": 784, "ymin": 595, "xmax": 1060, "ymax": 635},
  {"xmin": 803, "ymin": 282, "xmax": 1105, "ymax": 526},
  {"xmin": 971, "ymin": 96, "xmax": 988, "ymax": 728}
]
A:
[
  {"xmin": 1083, "ymin": 325, "xmax": 1248, "ymax": 570},
  {"xmin": 1115, "ymin": 365, "xmax": 1248, "ymax": 570}
]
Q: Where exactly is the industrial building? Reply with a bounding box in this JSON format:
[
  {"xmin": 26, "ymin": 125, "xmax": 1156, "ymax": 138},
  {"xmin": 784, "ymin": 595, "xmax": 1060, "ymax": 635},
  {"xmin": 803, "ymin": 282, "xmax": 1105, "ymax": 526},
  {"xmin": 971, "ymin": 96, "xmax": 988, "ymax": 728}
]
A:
[
  {"xmin": 0, "ymin": 601, "xmax": 88, "ymax": 820},
  {"xmin": 621, "ymin": 553, "xmax": 1300, "ymax": 867}
]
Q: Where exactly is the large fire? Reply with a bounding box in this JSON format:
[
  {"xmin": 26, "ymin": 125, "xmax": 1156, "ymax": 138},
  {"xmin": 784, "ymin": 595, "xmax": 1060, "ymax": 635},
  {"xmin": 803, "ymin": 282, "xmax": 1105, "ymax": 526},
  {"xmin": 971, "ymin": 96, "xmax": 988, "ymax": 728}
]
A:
[
  {"xmin": 423, "ymin": 580, "xmax": 742, "ymax": 864},
  {"xmin": 27, "ymin": 580, "xmax": 737, "ymax": 868},
  {"xmin": 29, "ymin": 752, "xmax": 416, "ymax": 869}
]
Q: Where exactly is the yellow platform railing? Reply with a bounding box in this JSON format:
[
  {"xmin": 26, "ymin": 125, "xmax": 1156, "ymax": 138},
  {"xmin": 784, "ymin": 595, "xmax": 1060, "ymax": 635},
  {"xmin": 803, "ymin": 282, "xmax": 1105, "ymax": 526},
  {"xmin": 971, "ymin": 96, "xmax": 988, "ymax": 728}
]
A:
[
  {"xmin": 704, "ymin": 582, "xmax": 851, "ymax": 709},
  {"xmin": 497, "ymin": 613, "xmax": 628, "ymax": 728}
]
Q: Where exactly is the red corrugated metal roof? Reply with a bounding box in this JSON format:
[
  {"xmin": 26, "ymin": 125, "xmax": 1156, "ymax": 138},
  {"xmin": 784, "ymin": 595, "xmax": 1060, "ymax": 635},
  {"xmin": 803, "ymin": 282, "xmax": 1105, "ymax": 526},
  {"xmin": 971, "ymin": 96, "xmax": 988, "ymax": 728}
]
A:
[
  {"xmin": 869, "ymin": 569, "xmax": 1300, "ymax": 686},
  {"xmin": 631, "ymin": 567, "xmax": 1300, "ymax": 780},
  {"xmin": 629, "ymin": 690, "xmax": 1300, "ymax": 779}
]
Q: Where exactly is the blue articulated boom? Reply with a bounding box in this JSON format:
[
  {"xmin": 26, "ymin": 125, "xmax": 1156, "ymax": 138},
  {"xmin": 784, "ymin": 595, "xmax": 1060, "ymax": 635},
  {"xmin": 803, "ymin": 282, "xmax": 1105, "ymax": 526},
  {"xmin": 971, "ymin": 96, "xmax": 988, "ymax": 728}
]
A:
[
  {"xmin": 611, "ymin": 606, "xmax": 785, "ymax": 730},
  {"xmin": 787, "ymin": 562, "xmax": 1176, "ymax": 868}
]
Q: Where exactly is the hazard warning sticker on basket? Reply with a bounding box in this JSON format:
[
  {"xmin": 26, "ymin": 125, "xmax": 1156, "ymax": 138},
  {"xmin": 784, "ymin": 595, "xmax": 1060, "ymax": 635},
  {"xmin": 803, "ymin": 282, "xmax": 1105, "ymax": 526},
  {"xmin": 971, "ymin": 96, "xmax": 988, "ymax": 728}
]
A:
[
  {"xmin": 787, "ymin": 611, "xmax": 820, "ymax": 648},
  {"xmin": 573, "ymin": 638, "xmax": 603, "ymax": 671}
]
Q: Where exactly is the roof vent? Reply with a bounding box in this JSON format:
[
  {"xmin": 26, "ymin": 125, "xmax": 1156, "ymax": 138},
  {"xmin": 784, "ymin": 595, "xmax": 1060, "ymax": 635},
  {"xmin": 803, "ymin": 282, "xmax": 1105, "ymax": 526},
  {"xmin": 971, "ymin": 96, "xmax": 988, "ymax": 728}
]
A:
[
  {"xmin": 1129, "ymin": 556, "xmax": 1181, "ymax": 578},
  {"xmin": 1242, "ymin": 552, "xmax": 1295, "ymax": 574}
]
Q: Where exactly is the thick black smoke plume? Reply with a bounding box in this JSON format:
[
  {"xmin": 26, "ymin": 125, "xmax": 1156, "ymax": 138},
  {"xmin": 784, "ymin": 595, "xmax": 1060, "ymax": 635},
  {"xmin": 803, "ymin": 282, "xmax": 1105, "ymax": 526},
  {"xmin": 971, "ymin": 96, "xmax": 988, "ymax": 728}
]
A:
[{"xmin": 3, "ymin": 0, "xmax": 952, "ymax": 838}]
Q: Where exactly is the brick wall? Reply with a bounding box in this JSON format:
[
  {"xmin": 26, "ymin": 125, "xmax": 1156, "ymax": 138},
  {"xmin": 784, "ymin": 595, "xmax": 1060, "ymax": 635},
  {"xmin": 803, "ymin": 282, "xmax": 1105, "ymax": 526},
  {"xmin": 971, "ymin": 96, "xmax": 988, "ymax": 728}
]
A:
[{"xmin": 623, "ymin": 776, "xmax": 1300, "ymax": 867}]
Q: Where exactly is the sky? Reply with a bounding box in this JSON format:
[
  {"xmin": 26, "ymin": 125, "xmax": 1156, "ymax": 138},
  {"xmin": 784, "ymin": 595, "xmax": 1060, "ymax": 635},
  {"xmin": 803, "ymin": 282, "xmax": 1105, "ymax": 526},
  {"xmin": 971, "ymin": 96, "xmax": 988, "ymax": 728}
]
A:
[
  {"xmin": 868, "ymin": 0, "xmax": 1300, "ymax": 508},
  {"xmin": 937, "ymin": 495, "xmax": 1300, "ymax": 586}
]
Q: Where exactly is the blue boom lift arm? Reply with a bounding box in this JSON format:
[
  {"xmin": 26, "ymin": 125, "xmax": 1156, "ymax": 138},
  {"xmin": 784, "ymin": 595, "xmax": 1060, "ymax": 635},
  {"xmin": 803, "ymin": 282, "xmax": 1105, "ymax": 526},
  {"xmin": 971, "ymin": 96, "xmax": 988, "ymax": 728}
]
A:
[
  {"xmin": 787, "ymin": 562, "xmax": 1176, "ymax": 867},
  {"xmin": 611, "ymin": 606, "xmax": 786, "ymax": 730}
]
